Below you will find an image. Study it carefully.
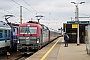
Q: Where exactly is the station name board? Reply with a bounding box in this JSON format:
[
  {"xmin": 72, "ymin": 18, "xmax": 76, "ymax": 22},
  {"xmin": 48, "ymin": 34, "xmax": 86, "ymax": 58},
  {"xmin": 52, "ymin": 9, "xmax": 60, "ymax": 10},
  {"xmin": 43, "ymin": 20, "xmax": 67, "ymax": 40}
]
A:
[{"xmin": 67, "ymin": 21, "xmax": 89, "ymax": 24}]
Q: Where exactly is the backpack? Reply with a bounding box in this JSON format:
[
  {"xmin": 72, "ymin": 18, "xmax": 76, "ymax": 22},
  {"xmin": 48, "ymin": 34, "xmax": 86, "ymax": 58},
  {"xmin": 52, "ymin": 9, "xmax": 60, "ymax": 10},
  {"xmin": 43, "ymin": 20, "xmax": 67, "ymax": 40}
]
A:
[{"xmin": 66, "ymin": 35, "xmax": 69, "ymax": 40}]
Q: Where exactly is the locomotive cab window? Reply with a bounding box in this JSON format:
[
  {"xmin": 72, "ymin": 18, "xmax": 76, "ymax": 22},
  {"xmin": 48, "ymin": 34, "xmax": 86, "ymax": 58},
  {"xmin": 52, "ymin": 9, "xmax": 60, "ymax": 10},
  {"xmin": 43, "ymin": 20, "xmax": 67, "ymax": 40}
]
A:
[
  {"xmin": 43, "ymin": 26, "xmax": 49, "ymax": 31},
  {"xmin": 20, "ymin": 27, "xmax": 37, "ymax": 34}
]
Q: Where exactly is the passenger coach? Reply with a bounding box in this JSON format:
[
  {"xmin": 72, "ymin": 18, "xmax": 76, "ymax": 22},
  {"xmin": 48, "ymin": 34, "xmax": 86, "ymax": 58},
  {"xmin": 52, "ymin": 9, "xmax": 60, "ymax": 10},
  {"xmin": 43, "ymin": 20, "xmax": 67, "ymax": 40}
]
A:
[{"xmin": 0, "ymin": 21, "xmax": 11, "ymax": 54}]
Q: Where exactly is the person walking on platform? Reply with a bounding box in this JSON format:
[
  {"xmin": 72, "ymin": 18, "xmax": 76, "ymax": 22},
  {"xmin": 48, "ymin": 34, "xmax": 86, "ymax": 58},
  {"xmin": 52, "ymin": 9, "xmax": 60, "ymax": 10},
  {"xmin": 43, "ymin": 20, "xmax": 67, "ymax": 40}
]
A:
[{"xmin": 64, "ymin": 32, "xmax": 69, "ymax": 47}]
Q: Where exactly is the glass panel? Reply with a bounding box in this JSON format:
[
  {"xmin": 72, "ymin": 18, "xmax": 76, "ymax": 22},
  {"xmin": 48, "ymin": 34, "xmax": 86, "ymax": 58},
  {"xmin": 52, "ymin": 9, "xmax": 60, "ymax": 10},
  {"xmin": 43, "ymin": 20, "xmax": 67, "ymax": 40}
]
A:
[
  {"xmin": 4, "ymin": 30, "xmax": 7, "ymax": 38},
  {"xmin": 0, "ymin": 30, "xmax": 2, "ymax": 38},
  {"xmin": 20, "ymin": 27, "xmax": 37, "ymax": 34},
  {"xmin": 29, "ymin": 27, "xmax": 37, "ymax": 34},
  {"xmin": 20, "ymin": 27, "xmax": 27, "ymax": 34},
  {"xmin": 8, "ymin": 30, "xmax": 10, "ymax": 38}
]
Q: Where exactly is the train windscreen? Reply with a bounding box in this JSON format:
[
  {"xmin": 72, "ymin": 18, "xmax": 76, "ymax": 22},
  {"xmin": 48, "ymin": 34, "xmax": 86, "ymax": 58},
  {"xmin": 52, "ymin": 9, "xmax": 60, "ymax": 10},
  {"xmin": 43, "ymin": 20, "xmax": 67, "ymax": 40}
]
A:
[{"xmin": 20, "ymin": 27, "xmax": 37, "ymax": 34}]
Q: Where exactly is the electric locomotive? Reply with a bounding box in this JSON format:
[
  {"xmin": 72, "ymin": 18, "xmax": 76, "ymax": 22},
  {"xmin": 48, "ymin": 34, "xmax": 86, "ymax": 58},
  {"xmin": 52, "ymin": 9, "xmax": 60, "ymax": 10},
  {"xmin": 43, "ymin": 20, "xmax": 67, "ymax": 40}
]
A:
[{"xmin": 17, "ymin": 21, "xmax": 60, "ymax": 54}]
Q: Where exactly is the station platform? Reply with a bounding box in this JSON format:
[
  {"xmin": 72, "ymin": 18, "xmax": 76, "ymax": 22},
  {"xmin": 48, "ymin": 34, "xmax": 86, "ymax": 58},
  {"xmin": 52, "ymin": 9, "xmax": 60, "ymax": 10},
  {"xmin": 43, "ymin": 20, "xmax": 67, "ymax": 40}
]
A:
[{"xmin": 26, "ymin": 37, "xmax": 90, "ymax": 60}]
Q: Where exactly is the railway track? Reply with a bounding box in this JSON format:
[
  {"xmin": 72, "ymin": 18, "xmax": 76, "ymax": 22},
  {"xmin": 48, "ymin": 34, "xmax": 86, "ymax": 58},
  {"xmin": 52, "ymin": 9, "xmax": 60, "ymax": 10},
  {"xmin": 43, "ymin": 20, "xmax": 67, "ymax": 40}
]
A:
[
  {"xmin": 15, "ymin": 52, "xmax": 34, "ymax": 60},
  {"xmin": 0, "ymin": 38, "xmax": 55, "ymax": 60},
  {"xmin": 15, "ymin": 55, "xmax": 27, "ymax": 60},
  {"xmin": 0, "ymin": 51, "xmax": 36, "ymax": 60}
]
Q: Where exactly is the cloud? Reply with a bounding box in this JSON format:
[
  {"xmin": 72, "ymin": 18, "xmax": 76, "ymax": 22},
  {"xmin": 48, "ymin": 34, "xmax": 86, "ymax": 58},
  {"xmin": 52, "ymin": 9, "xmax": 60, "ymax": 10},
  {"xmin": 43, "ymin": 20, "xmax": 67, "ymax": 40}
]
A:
[{"xmin": 0, "ymin": 0, "xmax": 90, "ymax": 30}]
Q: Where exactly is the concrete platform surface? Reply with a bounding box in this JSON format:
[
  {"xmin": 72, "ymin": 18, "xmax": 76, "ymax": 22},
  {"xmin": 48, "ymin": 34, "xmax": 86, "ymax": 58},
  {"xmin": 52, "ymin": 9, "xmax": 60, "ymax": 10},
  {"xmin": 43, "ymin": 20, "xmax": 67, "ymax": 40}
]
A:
[
  {"xmin": 26, "ymin": 37, "xmax": 90, "ymax": 60},
  {"xmin": 57, "ymin": 43, "xmax": 90, "ymax": 60}
]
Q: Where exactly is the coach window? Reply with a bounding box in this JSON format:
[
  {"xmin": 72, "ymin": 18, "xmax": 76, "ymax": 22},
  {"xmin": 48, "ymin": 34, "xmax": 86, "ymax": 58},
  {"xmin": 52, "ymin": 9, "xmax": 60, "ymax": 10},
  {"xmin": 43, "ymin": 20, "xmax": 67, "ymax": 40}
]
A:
[
  {"xmin": 0, "ymin": 30, "xmax": 2, "ymax": 38},
  {"xmin": 8, "ymin": 30, "xmax": 10, "ymax": 38},
  {"xmin": 4, "ymin": 30, "xmax": 7, "ymax": 38}
]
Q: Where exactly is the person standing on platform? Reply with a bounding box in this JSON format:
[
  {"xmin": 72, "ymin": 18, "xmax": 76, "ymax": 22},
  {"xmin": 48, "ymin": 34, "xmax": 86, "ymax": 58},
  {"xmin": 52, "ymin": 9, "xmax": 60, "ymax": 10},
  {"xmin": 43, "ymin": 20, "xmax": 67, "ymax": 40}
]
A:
[{"xmin": 64, "ymin": 32, "xmax": 69, "ymax": 47}]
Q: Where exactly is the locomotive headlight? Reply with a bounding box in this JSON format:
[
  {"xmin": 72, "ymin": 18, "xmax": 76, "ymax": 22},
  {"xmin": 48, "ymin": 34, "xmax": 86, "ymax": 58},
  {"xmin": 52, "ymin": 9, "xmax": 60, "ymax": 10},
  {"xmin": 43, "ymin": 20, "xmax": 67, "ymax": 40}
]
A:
[
  {"xmin": 37, "ymin": 39, "xmax": 39, "ymax": 43},
  {"xmin": 17, "ymin": 40, "xmax": 20, "ymax": 43}
]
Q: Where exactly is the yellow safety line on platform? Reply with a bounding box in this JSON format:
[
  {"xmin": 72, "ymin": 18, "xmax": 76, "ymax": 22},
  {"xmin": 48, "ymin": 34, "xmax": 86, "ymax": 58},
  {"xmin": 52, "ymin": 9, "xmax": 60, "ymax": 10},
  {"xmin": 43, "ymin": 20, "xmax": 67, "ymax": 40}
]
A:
[{"xmin": 40, "ymin": 38, "xmax": 60, "ymax": 60}]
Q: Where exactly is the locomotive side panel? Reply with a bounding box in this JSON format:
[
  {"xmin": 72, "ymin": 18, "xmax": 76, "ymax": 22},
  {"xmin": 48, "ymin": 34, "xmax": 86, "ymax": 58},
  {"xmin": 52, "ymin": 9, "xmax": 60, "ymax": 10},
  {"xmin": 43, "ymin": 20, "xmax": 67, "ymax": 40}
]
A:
[
  {"xmin": 41, "ymin": 25, "xmax": 49, "ymax": 45},
  {"xmin": 49, "ymin": 29, "xmax": 60, "ymax": 41}
]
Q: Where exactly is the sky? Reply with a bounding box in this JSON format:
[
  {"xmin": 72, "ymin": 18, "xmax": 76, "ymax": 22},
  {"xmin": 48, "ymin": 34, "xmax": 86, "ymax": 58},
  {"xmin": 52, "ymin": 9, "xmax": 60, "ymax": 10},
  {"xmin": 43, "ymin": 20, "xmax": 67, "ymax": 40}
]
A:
[{"xmin": 0, "ymin": 0, "xmax": 90, "ymax": 30}]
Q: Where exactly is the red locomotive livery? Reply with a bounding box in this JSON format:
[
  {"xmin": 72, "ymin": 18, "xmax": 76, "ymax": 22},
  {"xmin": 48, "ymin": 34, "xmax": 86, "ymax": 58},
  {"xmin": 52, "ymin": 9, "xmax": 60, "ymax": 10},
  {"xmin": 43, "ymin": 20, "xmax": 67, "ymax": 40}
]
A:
[{"xmin": 17, "ymin": 21, "xmax": 60, "ymax": 54}]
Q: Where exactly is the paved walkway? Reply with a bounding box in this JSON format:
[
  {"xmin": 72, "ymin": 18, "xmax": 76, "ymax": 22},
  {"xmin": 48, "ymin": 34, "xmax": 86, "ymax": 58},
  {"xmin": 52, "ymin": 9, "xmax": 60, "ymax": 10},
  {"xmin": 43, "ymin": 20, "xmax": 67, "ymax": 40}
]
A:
[
  {"xmin": 57, "ymin": 42, "xmax": 90, "ymax": 60},
  {"xmin": 26, "ymin": 37, "xmax": 90, "ymax": 60}
]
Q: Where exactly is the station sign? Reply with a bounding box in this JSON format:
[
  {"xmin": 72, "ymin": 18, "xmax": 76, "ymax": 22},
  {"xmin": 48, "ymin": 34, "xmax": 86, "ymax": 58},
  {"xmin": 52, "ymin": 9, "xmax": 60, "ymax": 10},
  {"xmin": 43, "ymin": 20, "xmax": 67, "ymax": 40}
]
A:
[
  {"xmin": 67, "ymin": 21, "xmax": 89, "ymax": 24},
  {"xmin": 72, "ymin": 24, "xmax": 78, "ymax": 28}
]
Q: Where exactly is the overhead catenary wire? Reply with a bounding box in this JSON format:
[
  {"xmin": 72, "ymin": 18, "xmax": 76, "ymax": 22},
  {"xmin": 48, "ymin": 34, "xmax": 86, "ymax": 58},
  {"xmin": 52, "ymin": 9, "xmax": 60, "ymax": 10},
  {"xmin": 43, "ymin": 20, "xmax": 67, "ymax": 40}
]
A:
[
  {"xmin": 11, "ymin": 0, "xmax": 52, "ymax": 22},
  {"xmin": 0, "ymin": 5, "xmax": 21, "ymax": 17},
  {"xmin": 0, "ymin": 8, "xmax": 13, "ymax": 14},
  {"xmin": 12, "ymin": 0, "xmax": 21, "ymax": 6},
  {"xmin": 23, "ymin": 0, "xmax": 49, "ymax": 16},
  {"xmin": 0, "ymin": 8, "xmax": 19, "ymax": 22},
  {"xmin": 79, "ymin": 13, "xmax": 90, "ymax": 17},
  {"xmin": 12, "ymin": 0, "xmax": 39, "ymax": 23},
  {"xmin": 0, "ymin": 7, "xmax": 20, "ymax": 22},
  {"xmin": 23, "ymin": 0, "xmax": 38, "ymax": 14},
  {"xmin": 12, "ymin": 0, "xmax": 37, "ymax": 15},
  {"xmin": 0, "ymin": 8, "xmax": 17, "ymax": 18},
  {"xmin": 22, "ymin": 6, "xmax": 36, "ymax": 15}
]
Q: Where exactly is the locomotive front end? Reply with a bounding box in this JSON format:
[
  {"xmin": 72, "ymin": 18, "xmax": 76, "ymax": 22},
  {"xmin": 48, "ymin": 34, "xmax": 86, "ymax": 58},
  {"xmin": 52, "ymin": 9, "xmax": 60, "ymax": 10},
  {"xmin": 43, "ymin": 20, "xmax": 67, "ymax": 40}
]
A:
[{"xmin": 17, "ymin": 23, "xmax": 41, "ymax": 53}]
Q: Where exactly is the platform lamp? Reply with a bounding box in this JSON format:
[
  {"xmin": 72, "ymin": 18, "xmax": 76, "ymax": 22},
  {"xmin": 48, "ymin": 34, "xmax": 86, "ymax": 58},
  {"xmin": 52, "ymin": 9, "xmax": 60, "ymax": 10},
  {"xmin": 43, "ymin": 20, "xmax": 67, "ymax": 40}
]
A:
[
  {"xmin": 71, "ymin": 2, "xmax": 85, "ymax": 46},
  {"xmin": 35, "ymin": 15, "xmax": 44, "ymax": 23}
]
